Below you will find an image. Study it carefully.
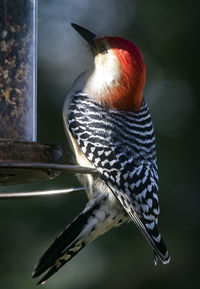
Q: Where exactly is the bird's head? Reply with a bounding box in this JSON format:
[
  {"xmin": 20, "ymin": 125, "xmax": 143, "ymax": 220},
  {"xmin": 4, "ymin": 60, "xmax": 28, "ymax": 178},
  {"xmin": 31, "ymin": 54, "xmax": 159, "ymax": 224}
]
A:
[{"xmin": 71, "ymin": 23, "xmax": 146, "ymax": 112}]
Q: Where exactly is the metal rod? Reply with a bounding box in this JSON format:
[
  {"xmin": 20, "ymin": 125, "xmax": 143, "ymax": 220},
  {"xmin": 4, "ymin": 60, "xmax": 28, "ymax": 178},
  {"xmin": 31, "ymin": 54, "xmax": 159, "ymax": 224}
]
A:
[
  {"xmin": 0, "ymin": 187, "xmax": 85, "ymax": 200},
  {"xmin": 0, "ymin": 161, "xmax": 97, "ymax": 174}
]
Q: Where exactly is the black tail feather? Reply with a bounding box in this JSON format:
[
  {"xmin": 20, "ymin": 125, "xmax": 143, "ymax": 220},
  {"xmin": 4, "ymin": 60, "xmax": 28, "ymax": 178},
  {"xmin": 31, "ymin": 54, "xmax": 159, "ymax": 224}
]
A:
[
  {"xmin": 36, "ymin": 242, "xmax": 86, "ymax": 285},
  {"xmin": 32, "ymin": 198, "xmax": 101, "ymax": 284}
]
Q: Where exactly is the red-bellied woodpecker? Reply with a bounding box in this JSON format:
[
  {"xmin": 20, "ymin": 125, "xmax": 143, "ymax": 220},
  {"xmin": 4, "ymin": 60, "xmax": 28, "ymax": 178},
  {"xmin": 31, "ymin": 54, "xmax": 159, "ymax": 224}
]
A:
[{"xmin": 32, "ymin": 23, "xmax": 170, "ymax": 284}]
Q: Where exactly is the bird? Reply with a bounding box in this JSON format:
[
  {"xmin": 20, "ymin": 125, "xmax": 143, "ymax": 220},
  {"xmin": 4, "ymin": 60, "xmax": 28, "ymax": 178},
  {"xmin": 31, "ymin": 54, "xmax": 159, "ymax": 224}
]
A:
[{"xmin": 32, "ymin": 23, "xmax": 170, "ymax": 284}]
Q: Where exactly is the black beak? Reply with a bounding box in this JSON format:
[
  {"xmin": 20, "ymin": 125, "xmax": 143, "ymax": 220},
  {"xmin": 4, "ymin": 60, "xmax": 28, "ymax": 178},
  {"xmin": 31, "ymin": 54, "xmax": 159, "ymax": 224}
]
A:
[{"xmin": 71, "ymin": 23, "xmax": 96, "ymax": 48}]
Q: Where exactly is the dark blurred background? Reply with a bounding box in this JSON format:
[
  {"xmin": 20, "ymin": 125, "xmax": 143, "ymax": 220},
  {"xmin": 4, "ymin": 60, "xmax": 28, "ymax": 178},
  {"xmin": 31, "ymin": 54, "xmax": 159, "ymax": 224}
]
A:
[{"xmin": 1, "ymin": 0, "xmax": 200, "ymax": 288}]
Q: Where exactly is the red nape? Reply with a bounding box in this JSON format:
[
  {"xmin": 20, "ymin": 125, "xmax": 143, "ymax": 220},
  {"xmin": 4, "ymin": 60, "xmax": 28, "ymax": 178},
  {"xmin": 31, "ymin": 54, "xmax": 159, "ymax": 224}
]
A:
[{"xmin": 104, "ymin": 37, "xmax": 146, "ymax": 112}]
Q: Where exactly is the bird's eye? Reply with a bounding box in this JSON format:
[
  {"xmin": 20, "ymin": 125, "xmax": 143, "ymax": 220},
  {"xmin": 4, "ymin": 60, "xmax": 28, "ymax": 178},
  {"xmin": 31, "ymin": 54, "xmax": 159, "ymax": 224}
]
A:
[{"xmin": 100, "ymin": 45, "xmax": 108, "ymax": 54}]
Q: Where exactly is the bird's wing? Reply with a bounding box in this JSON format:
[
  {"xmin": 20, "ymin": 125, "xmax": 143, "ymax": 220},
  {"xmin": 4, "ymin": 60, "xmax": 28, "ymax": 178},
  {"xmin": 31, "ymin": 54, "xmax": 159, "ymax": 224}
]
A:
[
  {"xmin": 99, "ymin": 164, "xmax": 170, "ymax": 264},
  {"xmin": 90, "ymin": 144, "xmax": 170, "ymax": 264}
]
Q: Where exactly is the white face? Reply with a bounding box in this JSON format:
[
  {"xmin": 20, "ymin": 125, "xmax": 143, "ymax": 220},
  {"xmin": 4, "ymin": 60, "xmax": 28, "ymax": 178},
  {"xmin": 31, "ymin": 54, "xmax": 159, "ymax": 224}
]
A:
[{"xmin": 84, "ymin": 39, "xmax": 121, "ymax": 100}]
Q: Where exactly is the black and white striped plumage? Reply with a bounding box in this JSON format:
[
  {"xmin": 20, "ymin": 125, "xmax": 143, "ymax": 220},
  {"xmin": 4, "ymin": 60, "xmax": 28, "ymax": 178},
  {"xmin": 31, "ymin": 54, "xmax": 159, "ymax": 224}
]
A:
[
  {"xmin": 32, "ymin": 24, "xmax": 170, "ymax": 284},
  {"xmin": 66, "ymin": 92, "xmax": 169, "ymax": 262}
]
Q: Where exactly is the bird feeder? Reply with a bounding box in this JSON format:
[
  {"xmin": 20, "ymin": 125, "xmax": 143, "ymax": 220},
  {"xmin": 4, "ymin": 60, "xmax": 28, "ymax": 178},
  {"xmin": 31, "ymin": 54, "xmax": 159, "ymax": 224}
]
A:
[
  {"xmin": 0, "ymin": 0, "xmax": 36, "ymax": 141},
  {"xmin": 0, "ymin": 1, "xmax": 94, "ymax": 195},
  {"xmin": 0, "ymin": 0, "xmax": 68, "ymax": 187}
]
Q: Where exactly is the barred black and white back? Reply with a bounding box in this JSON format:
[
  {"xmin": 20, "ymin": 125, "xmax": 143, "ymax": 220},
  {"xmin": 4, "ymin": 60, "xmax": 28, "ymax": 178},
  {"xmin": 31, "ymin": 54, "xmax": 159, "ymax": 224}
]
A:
[{"xmin": 66, "ymin": 91, "xmax": 170, "ymax": 264}]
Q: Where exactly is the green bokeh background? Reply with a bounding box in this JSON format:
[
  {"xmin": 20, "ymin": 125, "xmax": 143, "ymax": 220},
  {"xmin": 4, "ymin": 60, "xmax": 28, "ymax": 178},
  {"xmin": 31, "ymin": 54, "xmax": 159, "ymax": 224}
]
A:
[{"xmin": 0, "ymin": 0, "xmax": 200, "ymax": 288}]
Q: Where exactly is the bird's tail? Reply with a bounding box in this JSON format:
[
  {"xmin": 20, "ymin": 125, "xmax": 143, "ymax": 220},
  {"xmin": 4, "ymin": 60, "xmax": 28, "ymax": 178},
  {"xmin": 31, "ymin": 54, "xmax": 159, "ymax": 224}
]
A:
[{"xmin": 32, "ymin": 195, "xmax": 105, "ymax": 285}]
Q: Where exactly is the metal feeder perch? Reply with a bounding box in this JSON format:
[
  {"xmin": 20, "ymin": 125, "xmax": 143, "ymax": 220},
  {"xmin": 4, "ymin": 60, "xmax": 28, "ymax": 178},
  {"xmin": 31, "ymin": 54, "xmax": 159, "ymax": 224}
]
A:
[{"xmin": 0, "ymin": 0, "xmax": 95, "ymax": 198}]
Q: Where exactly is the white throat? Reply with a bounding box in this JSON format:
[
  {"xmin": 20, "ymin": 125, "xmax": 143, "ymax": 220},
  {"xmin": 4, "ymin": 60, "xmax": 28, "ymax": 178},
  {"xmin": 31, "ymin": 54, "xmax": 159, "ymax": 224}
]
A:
[{"xmin": 83, "ymin": 50, "xmax": 121, "ymax": 100}]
